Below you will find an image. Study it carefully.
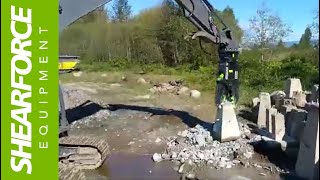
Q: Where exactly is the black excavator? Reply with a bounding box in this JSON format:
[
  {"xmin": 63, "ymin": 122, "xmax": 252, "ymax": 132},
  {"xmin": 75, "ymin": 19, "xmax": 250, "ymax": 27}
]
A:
[{"xmin": 58, "ymin": 0, "xmax": 240, "ymax": 179}]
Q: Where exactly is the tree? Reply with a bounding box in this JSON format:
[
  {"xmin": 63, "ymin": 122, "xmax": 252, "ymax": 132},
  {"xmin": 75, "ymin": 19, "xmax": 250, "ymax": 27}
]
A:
[
  {"xmin": 276, "ymin": 39, "xmax": 285, "ymax": 49},
  {"xmin": 298, "ymin": 27, "xmax": 313, "ymax": 48},
  {"xmin": 111, "ymin": 0, "xmax": 132, "ymax": 22},
  {"xmin": 311, "ymin": 9, "xmax": 319, "ymax": 39},
  {"xmin": 246, "ymin": 4, "xmax": 292, "ymax": 48}
]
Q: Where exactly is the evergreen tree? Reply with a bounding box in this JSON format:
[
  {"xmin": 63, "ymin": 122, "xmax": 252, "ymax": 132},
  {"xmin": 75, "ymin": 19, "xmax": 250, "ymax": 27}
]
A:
[
  {"xmin": 112, "ymin": 0, "xmax": 132, "ymax": 22},
  {"xmin": 299, "ymin": 27, "xmax": 312, "ymax": 48}
]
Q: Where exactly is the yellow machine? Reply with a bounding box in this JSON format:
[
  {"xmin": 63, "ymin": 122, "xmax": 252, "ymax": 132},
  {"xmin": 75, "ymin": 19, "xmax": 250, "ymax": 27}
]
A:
[{"xmin": 59, "ymin": 55, "xmax": 80, "ymax": 72}]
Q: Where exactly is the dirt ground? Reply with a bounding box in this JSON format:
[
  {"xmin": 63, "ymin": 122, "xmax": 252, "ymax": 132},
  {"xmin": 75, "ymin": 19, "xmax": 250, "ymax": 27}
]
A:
[{"xmin": 60, "ymin": 72, "xmax": 298, "ymax": 180}]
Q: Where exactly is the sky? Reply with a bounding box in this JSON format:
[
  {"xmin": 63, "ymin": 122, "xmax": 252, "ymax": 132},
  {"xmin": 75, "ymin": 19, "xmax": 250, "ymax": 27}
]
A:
[{"xmin": 106, "ymin": 0, "xmax": 319, "ymax": 41}]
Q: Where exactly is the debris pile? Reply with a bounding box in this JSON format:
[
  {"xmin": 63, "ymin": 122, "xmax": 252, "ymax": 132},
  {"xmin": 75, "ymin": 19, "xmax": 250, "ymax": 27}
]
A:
[
  {"xmin": 149, "ymin": 80, "xmax": 184, "ymax": 93},
  {"xmin": 153, "ymin": 124, "xmax": 256, "ymax": 170}
]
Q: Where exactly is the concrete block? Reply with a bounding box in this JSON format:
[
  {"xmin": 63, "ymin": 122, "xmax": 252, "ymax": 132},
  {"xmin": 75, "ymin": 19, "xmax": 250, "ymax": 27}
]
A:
[
  {"xmin": 252, "ymin": 97, "xmax": 260, "ymax": 107},
  {"xmin": 266, "ymin": 108, "xmax": 277, "ymax": 133},
  {"xmin": 257, "ymin": 92, "xmax": 271, "ymax": 128},
  {"xmin": 213, "ymin": 102, "xmax": 241, "ymax": 142},
  {"xmin": 295, "ymin": 104, "xmax": 319, "ymax": 180},
  {"xmin": 274, "ymin": 97, "xmax": 284, "ymax": 111},
  {"xmin": 310, "ymin": 84, "xmax": 319, "ymax": 103},
  {"xmin": 285, "ymin": 109, "xmax": 307, "ymax": 141},
  {"xmin": 271, "ymin": 112, "xmax": 285, "ymax": 142},
  {"xmin": 306, "ymin": 91, "xmax": 312, "ymax": 102},
  {"xmin": 270, "ymin": 90, "xmax": 286, "ymax": 105},
  {"xmin": 285, "ymin": 78, "xmax": 302, "ymax": 98},
  {"xmin": 292, "ymin": 91, "xmax": 307, "ymax": 107}
]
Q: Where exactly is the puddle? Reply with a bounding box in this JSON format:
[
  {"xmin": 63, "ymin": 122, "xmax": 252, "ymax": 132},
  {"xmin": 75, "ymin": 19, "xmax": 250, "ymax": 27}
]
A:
[{"xmin": 97, "ymin": 153, "xmax": 180, "ymax": 180}]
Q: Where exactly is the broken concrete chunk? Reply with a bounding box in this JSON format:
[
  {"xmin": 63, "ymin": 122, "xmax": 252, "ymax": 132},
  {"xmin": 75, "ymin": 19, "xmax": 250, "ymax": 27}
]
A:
[
  {"xmin": 195, "ymin": 134, "xmax": 206, "ymax": 146},
  {"xmin": 295, "ymin": 104, "xmax": 319, "ymax": 180},
  {"xmin": 213, "ymin": 102, "xmax": 241, "ymax": 142},
  {"xmin": 152, "ymin": 153, "xmax": 162, "ymax": 162},
  {"xmin": 177, "ymin": 86, "xmax": 189, "ymax": 95},
  {"xmin": 285, "ymin": 78, "xmax": 302, "ymax": 98},
  {"xmin": 178, "ymin": 160, "xmax": 194, "ymax": 174},
  {"xmin": 292, "ymin": 91, "xmax": 307, "ymax": 107},
  {"xmin": 73, "ymin": 71, "xmax": 83, "ymax": 77},
  {"xmin": 190, "ymin": 90, "xmax": 201, "ymax": 99},
  {"xmin": 257, "ymin": 92, "xmax": 271, "ymax": 128},
  {"xmin": 137, "ymin": 77, "xmax": 147, "ymax": 84}
]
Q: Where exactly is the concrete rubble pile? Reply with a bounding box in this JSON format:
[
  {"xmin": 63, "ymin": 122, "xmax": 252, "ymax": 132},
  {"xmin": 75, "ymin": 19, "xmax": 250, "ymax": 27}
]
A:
[
  {"xmin": 149, "ymin": 80, "xmax": 186, "ymax": 94},
  {"xmin": 153, "ymin": 123, "xmax": 258, "ymax": 170},
  {"xmin": 251, "ymin": 78, "xmax": 319, "ymax": 180}
]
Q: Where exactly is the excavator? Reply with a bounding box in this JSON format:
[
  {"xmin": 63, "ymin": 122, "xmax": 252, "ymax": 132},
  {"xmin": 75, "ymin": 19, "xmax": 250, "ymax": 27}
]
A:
[{"xmin": 58, "ymin": 0, "xmax": 240, "ymax": 179}]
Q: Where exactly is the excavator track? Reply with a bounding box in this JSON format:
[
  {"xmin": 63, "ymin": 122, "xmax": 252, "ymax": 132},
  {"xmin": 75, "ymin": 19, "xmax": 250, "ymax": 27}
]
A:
[{"xmin": 59, "ymin": 136, "xmax": 110, "ymax": 180}]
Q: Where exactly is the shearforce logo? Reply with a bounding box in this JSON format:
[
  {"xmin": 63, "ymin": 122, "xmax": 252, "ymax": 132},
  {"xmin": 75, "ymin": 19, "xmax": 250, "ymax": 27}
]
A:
[{"xmin": 10, "ymin": 6, "xmax": 33, "ymax": 174}]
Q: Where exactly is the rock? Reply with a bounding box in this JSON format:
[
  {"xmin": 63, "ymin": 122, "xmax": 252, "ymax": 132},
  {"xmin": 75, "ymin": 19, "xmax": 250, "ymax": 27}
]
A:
[
  {"xmin": 128, "ymin": 141, "xmax": 135, "ymax": 145},
  {"xmin": 161, "ymin": 153, "xmax": 170, "ymax": 160},
  {"xmin": 121, "ymin": 76, "xmax": 127, "ymax": 81},
  {"xmin": 155, "ymin": 138, "xmax": 162, "ymax": 143},
  {"xmin": 190, "ymin": 90, "xmax": 201, "ymax": 99},
  {"xmin": 73, "ymin": 71, "xmax": 82, "ymax": 77},
  {"xmin": 186, "ymin": 172, "xmax": 196, "ymax": 179},
  {"xmin": 195, "ymin": 134, "xmax": 206, "ymax": 146},
  {"xmin": 177, "ymin": 86, "xmax": 189, "ymax": 95},
  {"xmin": 178, "ymin": 130, "xmax": 188, "ymax": 137},
  {"xmin": 133, "ymin": 94, "xmax": 151, "ymax": 100},
  {"xmin": 206, "ymin": 135, "xmax": 213, "ymax": 143},
  {"xmin": 243, "ymin": 152, "xmax": 253, "ymax": 159},
  {"xmin": 149, "ymin": 87, "xmax": 156, "ymax": 93},
  {"xmin": 101, "ymin": 73, "xmax": 107, "ymax": 77},
  {"xmin": 152, "ymin": 153, "xmax": 162, "ymax": 162},
  {"xmin": 137, "ymin": 78, "xmax": 147, "ymax": 84},
  {"xmin": 197, "ymin": 153, "xmax": 205, "ymax": 160},
  {"xmin": 178, "ymin": 160, "xmax": 193, "ymax": 174},
  {"xmin": 175, "ymin": 136, "xmax": 185, "ymax": 144}
]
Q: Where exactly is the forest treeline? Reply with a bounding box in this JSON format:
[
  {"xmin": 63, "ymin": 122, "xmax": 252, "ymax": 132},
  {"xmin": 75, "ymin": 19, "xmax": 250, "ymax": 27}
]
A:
[{"xmin": 60, "ymin": 0, "xmax": 319, "ymax": 102}]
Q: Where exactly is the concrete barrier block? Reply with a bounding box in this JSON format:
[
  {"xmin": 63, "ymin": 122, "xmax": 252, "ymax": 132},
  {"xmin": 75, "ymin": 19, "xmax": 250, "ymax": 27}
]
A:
[
  {"xmin": 270, "ymin": 90, "xmax": 286, "ymax": 105},
  {"xmin": 271, "ymin": 112, "xmax": 285, "ymax": 142},
  {"xmin": 266, "ymin": 108, "xmax": 278, "ymax": 133},
  {"xmin": 274, "ymin": 97, "xmax": 285, "ymax": 111},
  {"xmin": 295, "ymin": 104, "xmax": 319, "ymax": 180},
  {"xmin": 257, "ymin": 92, "xmax": 271, "ymax": 128},
  {"xmin": 310, "ymin": 84, "xmax": 319, "ymax": 103},
  {"xmin": 285, "ymin": 109, "xmax": 307, "ymax": 142},
  {"xmin": 213, "ymin": 102, "xmax": 241, "ymax": 142},
  {"xmin": 285, "ymin": 78, "xmax": 302, "ymax": 98}
]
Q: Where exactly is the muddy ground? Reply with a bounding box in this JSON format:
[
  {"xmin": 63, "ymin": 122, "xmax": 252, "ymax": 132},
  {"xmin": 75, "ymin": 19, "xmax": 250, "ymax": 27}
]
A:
[{"xmin": 60, "ymin": 72, "xmax": 299, "ymax": 180}]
